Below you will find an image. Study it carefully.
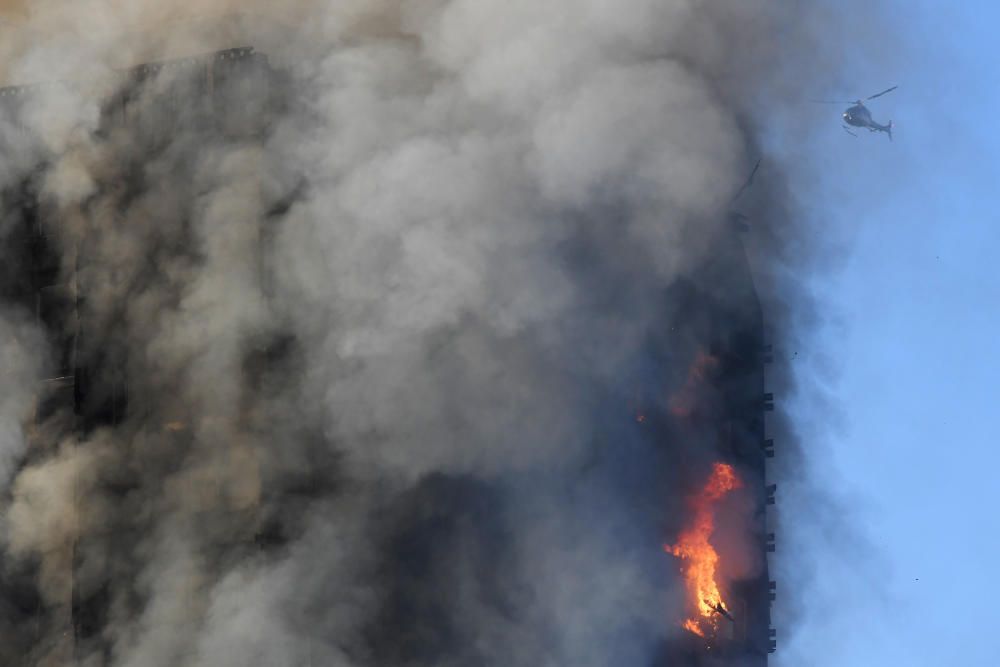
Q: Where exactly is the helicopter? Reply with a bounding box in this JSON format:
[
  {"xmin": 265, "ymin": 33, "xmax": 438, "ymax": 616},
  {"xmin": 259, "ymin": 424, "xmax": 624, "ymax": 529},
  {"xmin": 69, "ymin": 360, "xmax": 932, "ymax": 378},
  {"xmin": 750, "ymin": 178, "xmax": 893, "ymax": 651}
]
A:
[{"xmin": 813, "ymin": 85, "xmax": 897, "ymax": 140}]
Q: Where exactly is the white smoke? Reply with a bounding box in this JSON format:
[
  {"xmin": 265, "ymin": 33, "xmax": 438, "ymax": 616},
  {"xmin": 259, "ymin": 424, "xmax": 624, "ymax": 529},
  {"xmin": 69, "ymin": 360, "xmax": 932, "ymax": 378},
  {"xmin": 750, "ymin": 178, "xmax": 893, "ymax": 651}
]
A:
[{"xmin": 0, "ymin": 2, "xmax": 876, "ymax": 665}]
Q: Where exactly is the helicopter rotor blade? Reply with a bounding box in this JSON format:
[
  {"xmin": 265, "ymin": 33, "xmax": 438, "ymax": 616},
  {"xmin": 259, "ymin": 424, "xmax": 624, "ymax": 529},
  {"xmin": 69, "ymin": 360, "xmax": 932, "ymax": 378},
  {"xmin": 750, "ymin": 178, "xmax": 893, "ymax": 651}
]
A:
[
  {"xmin": 866, "ymin": 85, "xmax": 898, "ymax": 100},
  {"xmin": 808, "ymin": 99, "xmax": 853, "ymax": 104}
]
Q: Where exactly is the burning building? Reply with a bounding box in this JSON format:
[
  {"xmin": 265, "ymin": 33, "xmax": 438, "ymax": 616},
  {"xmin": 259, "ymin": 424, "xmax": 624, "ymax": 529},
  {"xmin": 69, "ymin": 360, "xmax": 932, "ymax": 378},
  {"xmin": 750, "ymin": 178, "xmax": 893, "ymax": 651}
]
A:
[
  {"xmin": 0, "ymin": 46, "xmax": 280, "ymax": 664},
  {"xmin": 0, "ymin": 3, "xmax": 853, "ymax": 665},
  {"xmin": 649, "ymin": 214, "xmax": 778, "ymax": 665}
]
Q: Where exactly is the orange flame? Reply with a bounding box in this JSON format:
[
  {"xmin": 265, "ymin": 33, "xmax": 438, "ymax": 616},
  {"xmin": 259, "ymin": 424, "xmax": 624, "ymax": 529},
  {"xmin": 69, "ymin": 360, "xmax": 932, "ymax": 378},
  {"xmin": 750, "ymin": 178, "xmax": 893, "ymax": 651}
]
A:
[
  {"xmin": 668, "ymin": 351, "xmax": 719, "ymax": 418},
  {"xmin": 666, "ymin": 462, "xmax": 742, "ymax": 636},
  {"xmin": 682, "ymin": 618, "xmax": 705, "ymax": 637}
]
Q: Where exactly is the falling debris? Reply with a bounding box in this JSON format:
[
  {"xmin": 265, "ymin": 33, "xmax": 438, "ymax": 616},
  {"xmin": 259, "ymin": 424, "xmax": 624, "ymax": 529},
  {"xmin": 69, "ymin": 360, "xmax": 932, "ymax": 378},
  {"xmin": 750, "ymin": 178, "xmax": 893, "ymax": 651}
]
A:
[{"xmin": 731, "ymin": 159, "xmax": 762, "ymax": 204}]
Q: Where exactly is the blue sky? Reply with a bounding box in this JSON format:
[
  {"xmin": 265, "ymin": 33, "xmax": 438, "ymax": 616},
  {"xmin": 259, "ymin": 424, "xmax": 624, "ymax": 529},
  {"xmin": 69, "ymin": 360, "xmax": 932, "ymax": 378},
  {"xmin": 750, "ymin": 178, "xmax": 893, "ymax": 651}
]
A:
[{"xmin": 774, "ymin": 2, "xmax": 1000, "ymax": 665}]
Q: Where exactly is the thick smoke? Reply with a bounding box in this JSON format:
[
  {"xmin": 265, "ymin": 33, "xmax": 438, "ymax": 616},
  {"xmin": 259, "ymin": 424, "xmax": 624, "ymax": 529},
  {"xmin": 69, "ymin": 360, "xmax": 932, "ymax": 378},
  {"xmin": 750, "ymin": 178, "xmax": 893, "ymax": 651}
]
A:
[{"xmin": 0, "ymin": 2, "xmax": 871, "ymax": 666}]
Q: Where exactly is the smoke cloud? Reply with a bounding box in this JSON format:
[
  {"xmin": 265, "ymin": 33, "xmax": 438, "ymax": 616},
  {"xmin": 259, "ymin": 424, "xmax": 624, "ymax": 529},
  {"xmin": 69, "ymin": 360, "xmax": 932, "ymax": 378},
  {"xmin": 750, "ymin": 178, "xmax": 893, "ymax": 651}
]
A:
[{"xmin": 0, "ymin": 2, "xmax": 883, "ymax": 665}]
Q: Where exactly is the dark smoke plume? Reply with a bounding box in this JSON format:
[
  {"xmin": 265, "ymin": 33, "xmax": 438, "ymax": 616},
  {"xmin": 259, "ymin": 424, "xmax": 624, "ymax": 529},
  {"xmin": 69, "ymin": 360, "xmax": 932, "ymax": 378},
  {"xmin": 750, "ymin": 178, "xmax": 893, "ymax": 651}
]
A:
[{"xmin": 0, "ymin": 2, "xmax": 883, "ymax": 665}]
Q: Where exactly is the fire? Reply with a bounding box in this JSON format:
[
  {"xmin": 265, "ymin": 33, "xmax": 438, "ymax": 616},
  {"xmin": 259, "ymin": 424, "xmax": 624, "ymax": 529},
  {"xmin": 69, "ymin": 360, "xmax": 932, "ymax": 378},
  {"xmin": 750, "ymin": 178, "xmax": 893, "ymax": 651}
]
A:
[
  {"xmin": 682, "ymin": 618, "xmax": 705, "ymax": 637},
  {"xmin": 666, "ymin": 462, "xmax": 742, "ymax": 636},
  {"xmin": 668, "ymin": 351, "xmax": 719, "ymax": 418}
]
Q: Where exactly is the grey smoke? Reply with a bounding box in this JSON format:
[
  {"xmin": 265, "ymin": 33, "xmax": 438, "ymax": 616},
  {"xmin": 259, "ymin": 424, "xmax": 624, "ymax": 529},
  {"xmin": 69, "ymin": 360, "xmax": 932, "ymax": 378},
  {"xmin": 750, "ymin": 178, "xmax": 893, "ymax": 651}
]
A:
[{"xmin": 0, "ymin": 2, "xmax": 884, "ymax": 666}]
